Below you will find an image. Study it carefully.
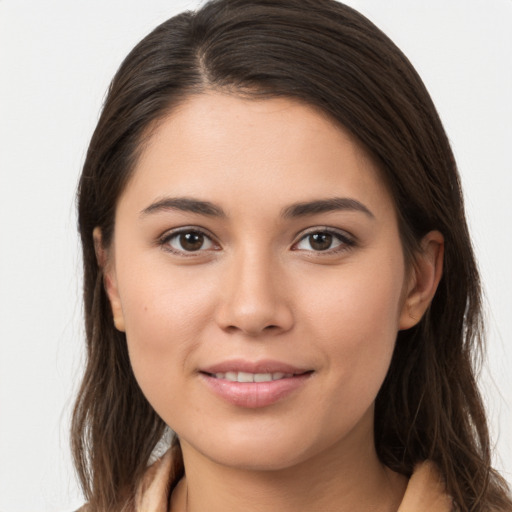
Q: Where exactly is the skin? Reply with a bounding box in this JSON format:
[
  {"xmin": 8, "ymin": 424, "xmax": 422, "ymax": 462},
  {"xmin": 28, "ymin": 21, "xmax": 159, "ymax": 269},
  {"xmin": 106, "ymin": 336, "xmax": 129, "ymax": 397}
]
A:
[{"xmin": 97, "ymin": 92, "xmax": 443, "ymax": 512}]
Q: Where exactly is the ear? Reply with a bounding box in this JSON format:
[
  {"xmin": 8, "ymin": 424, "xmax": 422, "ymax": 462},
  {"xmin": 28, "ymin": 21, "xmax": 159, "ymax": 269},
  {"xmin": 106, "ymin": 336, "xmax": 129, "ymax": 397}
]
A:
[
  {"xmin": 399, "ymin": 230, "xmax": 444, "ymax": 330},
  {"xmin": 93, "ymin": 227, "xmax": 125, "ymax": 332}
]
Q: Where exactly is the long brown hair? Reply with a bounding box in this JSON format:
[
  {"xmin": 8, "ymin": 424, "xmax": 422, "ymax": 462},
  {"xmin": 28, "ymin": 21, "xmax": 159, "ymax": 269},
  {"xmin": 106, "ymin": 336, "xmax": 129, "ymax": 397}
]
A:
[{"xmin": 72, "ymin": 1, "xmax": 512, "ymax": 510}]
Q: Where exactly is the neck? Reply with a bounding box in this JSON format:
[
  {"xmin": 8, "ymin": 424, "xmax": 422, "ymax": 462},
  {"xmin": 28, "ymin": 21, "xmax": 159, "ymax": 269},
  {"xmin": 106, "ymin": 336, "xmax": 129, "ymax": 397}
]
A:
[{"xmin": 171, "ymin": 416, "xmax": 407, "ymax": 512}]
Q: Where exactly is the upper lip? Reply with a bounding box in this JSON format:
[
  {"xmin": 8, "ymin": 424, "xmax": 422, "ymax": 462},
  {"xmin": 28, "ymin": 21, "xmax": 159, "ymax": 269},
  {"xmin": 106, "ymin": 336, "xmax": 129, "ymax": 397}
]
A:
[{"xmin": 201, "ymin": 359, "xmax": 311, "ymax": 375}]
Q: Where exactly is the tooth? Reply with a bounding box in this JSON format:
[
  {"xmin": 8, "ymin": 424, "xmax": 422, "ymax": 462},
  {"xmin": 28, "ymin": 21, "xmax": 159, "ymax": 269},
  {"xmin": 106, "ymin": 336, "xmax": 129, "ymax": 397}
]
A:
[
  {"xmin": 254, "ymin": 373, "xmax": 272, "ymax": 382},
  {"xmin": 214, "ymin": 371, "xmax": 295, "ymax": 382},
  {"xmin": 238, "ymin": 371, "xmax": 254, "ymax": 382}
]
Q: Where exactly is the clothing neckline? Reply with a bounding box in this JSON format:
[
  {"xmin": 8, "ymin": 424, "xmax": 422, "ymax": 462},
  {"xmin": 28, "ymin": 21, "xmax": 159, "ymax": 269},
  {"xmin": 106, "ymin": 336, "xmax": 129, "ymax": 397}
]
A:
[{"xmin": 134, "ymin": 450, "xmax": 454, "ymax": 512}]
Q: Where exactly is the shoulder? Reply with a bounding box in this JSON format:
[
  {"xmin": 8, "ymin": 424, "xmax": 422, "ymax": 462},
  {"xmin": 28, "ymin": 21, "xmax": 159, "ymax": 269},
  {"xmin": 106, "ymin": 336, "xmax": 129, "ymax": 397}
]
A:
[{"xmin": 398, "ymin": 461, "xmax": 454, "ymax": 512}]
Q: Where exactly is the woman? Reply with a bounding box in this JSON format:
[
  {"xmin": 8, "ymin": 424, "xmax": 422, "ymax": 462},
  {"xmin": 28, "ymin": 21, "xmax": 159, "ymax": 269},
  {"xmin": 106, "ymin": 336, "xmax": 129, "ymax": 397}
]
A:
[{"xmin": 72, "ymin": 0, "xmax": 512, "ymax": 510}]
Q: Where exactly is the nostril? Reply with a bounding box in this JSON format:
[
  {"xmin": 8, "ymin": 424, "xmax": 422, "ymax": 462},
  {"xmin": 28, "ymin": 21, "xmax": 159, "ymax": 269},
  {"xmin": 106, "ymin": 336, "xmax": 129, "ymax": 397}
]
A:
[
  {"xmin": 214, "ymin": 287, "xmax": 294, "ymax": 335},
  {"xmin": 223, "ymin": 323, "xmax": 283, "ymax": 336}
]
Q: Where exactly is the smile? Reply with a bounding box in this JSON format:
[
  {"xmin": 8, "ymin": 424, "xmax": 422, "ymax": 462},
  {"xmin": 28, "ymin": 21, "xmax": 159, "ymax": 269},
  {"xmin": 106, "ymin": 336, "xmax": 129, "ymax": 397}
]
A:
[
  {"xmin": 199, "ymin": 361, "xmax": 313, "ymax": 408},
  {"xmin": 210, "ymin": 371, "xmax": 294, "ymax": 382}
]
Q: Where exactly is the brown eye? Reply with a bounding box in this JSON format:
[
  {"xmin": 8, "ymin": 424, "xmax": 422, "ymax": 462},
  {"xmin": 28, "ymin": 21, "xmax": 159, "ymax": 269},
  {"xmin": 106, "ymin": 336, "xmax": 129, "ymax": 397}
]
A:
[
  {"xmin": 179, "ymin": 232, "xmax": 205, "ymax": 251},
  {"xmin": 164, "ymin": 230, "xmax": 215, "ymax": 254},
  {"xmin": 294, "ymin": 229, "xmax": 354, "ymax": 253},
  {"xmin": 308, "ymin": 232, "xmax": 333, "ymax": 251}
]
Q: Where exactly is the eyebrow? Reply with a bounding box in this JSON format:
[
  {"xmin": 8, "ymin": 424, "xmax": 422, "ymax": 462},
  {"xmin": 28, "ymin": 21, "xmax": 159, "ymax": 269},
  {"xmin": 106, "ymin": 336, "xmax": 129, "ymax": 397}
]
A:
[
  {"xmin": 281, "ymin": 197, "xmax": 374, "ymax": 219},
  {"xmin": 140, "ymin": 197, "xmax": 226, "ymax": 218},
  {"xmin": 140, "ymin": 196, "xmax": 374, "ymax": 219}
]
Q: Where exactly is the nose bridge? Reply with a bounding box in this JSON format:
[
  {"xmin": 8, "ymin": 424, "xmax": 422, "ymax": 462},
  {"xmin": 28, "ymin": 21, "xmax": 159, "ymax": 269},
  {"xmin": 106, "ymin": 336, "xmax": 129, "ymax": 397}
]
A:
[{"xmin": 216, "ymin": 242, "xmax": 293, "ymax": 335}]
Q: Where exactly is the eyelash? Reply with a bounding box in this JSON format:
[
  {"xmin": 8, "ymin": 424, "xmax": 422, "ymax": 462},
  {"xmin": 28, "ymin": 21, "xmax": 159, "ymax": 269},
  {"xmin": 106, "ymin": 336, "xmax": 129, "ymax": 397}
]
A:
[
  {"xmin": 159, "ymin": 227, "xmax": 219, "ymax": 257},
  {"xmin": 158, "ymin": 227, "xmax": 356, "ymax": 256},
  {"xmin": 292, "ymin": 228, "xmax": 356, "ymax": 255}
]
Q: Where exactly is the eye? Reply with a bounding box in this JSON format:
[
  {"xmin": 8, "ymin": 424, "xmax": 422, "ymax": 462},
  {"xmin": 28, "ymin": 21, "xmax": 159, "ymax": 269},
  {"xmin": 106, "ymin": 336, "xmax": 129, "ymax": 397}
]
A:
[
  {"xmin": 161, "ymin": 229, "xmax": 217, "ymax": 254},
  {"xmin": 294, "ymin": 229, "xmax": 354, "ymax": 253}
]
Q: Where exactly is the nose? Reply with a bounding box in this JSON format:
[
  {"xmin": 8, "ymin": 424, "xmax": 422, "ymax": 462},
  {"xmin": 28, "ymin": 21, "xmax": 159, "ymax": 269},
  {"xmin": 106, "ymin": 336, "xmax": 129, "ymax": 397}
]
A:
[{"xmin": 214, "ymin": 248, "xmax": 294, "ymax": 337}]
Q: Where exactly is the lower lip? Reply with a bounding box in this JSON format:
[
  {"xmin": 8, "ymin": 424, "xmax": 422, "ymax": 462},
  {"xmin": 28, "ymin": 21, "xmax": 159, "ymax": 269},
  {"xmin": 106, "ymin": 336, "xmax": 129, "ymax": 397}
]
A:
[{"xmin": 200, "ymin": 373, "xmax": 312, "ymax": 408}]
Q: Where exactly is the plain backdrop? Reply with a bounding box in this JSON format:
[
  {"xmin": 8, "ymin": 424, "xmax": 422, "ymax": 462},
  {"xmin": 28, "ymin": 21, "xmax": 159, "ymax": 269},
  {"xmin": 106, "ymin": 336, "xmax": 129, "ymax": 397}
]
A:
[{"xmin": 0, "ymin": 1, "xmax": 511, "ymax": 510}]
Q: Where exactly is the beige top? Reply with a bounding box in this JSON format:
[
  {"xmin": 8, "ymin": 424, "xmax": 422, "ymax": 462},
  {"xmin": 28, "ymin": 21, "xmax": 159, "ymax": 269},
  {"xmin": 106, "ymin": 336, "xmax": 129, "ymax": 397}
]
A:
[{"xmin": 134, "ymin": 450, "xmax": 454, "ymax": 512}]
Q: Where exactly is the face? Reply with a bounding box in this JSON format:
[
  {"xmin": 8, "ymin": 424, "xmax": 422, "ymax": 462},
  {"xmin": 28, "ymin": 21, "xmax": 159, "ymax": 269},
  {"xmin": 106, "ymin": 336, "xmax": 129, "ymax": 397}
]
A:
[{"xmin": 102, "ymin": 92, "xmax": 427, "ymax": 471}]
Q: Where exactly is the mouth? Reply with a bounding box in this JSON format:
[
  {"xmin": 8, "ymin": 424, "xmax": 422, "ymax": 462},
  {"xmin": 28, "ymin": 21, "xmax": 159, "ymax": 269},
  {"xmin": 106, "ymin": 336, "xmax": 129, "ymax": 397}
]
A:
[
  {"xmin": 199, "ymin": 360, "xmax": 314, "ymax": 408},
  {"xmin": 200, "ymin": 359, "xmax": 311, "ymax": 376},
  {"xmin": 202, "ymin": 370, "xmax": 309, "ymax": 382}
]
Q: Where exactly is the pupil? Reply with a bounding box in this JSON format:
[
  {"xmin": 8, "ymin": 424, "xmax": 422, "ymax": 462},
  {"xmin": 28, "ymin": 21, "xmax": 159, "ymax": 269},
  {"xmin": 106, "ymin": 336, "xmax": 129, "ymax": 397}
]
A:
[
  {"xmin": 310, "ymin": 233, "xmax": 332, "ymax": 251},
  {"xmin": 180, "ymin": 232, "xmax": 204, "ymax": 251}
]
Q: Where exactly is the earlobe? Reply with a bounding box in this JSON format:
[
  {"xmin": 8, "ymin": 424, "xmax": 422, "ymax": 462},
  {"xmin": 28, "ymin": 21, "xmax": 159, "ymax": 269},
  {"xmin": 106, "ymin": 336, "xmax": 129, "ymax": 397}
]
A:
[
  {"xmin": 93, "ymin": 227, "xmax": 126, "ymax": 332},
  {"xmin": 399, "ymin": 230, "xmax": 444, "ymax": 330}
]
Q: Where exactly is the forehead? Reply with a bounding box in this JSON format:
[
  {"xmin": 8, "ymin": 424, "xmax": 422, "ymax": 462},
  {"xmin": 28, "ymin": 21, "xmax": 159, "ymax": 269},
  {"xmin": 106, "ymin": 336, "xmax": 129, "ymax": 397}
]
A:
[
  {"xmin": 144, "ymin": 92, "xmax": 370, "ymax": 169},
  {"xmin": 122, "ymin": 92, "xmax": 394, "ymax": 218}
]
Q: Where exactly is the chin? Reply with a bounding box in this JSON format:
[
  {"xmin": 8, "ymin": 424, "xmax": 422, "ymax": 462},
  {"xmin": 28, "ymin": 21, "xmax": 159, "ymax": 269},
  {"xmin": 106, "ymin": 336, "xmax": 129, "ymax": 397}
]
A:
[{"xmin": 180, "ymin": 423, "xmax": 328, "ymax": 473}]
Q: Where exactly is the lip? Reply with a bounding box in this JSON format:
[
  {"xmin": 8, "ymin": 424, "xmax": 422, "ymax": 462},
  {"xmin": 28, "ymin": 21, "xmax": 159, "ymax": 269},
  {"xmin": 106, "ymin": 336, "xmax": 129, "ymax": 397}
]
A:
[
  {"xmin": 201, "ymin": 359, "xmax": 310, "ymax": 375},
  {"xmin": 199, "ymin": 359, "xmax": 313, "ymax": 408}
]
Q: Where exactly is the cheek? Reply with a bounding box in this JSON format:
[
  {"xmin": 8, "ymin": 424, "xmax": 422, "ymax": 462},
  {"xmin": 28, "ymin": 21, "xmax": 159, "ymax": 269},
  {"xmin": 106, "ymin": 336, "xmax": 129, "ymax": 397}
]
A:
[
  {"xmin": 118, "ymin": 264, "xmax": 217, "ymax": 396},
  {"xmin": 303, "ymin": 255, "xmax": 405, "ymax": 391},
  {"xmin": 306, "ymin": 253, "xmax": 404, "ymax": 330}
]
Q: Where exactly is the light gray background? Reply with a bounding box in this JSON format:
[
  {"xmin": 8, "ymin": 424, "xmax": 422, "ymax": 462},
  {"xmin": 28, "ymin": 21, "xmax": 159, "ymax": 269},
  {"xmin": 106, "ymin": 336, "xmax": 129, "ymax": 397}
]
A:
[{"xmin": 0, "ymin": 1, "xmax": 511, "ymax": 510}]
